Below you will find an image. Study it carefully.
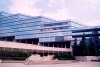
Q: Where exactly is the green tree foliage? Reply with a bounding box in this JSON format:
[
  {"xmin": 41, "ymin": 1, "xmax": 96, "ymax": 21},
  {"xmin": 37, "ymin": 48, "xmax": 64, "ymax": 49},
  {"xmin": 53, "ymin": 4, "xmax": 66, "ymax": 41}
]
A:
[
  {"xmin": 89, "ymin": 37, "xmax": 99, "ymax": 56},
  {"xmin": 80, "ymin": 33, "xmax": 90, "ymax": 56},
  {"xmin": 73, "ymin": 33, "xmax": 90, "ymax": 56},
  {"xmin": 73, "ymin": 37, "xmax": 79, "ymax": 56},
  {"xmin": 74, "ymin": 37, "xmax": 77, "ymax": 46},
  {"xmin": 72, "ymin": 34, "xmax": 100, "ymax": 56}
]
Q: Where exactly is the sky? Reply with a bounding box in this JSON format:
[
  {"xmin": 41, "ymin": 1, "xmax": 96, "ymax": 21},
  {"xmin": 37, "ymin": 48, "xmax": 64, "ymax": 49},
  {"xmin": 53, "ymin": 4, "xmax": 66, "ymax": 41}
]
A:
[{"xmin": 0, "ymin": 0, "xmax": 100, "ymax": 26}]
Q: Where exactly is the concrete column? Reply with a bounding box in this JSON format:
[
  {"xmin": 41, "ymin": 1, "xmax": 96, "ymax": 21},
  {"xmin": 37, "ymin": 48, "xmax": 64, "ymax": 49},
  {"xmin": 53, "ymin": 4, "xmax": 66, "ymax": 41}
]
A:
[
  {"xmin": 65, "ymin": 44, "xmax": 66, "ymax": 48},
  {"xmin": 4, "ymin": 47, "xmax": 5, "ymax": 50},
  {"xmin": 19, "ymin": 48, "xmax": 20, "ymax": 51},
  {"xmin": 48, "ymin": 43, "xmax": 49, "ymax": 55},
  {"xmin": 53, "ymin": 51, "xmax": 54, "ymax": 55},
  {"xmin": 58, "ymin": 51, "xmax": 59, "ymax": 55},
  {"xmin": 13, "ymin": 38, "xmax": 15, "ymax": 43},
  {"xmin": 37, "ymin": 50, "xmax": 38, "ymax": 54},
  {"xmin": 19, "ymin": 39, "xmax": 21, "ymax": 44},
  {"xmin": 61, "ymin": 44, "xmax": 63, "ymax": 54},
  {"xmin": 31, "ymin": 49, "xmax": 33, "ymax": 55},
  {"xmin": 61, "ymin": 44, "xmax": 63, "ymax": 48},
  {"xmin": 48, "ymin": 43, "xmax": 49, "ymax": 47},
  {"xmin": 32, "ymin": 41, "xmax": 33, "ymax": 45},
  {"xmin": 48, "ymin": 50, "xmax": 49, "ymax": 55},
  {"xmin": 43, "ymin": 50, "xmax": 44, "ymax": 56},
  {"xmin": 5, "ymin": 38, "xmax": 7, "ymax": 43},
  {"xmin": 70, "ymin": 41, "xmax": 73, "ymax": 55},
  {"xmin": 19, "ymin": 39, "xmax": 21, "ymax": 51},
  {"xmin": 25, "ymin": 49, "xmax": 26, "ymax": 52},
  {"xmin": 38, "ymin": 42, "xmax": 39, "ymax": 46},
  {"xmin": 42, "ymin": 43, "xmax": 44, "ymax": 46},
  {"xmin": 13, "ymin": 39, "xmax": 14, "ymax": 42},
  {"xmin": 26, "ymin": 40, "xmax": 27, "ymax": 45},
  {"xmin": 11, "ymin": 38, "xmax": 15, "ymax": 50},
  {"xmin": 57, "ymin": 44, "xmax": 59, "ymax": 48},
  {"xmin": 53, "ymin": 43, "xmax": 54, "ymax": 55},
  {"xmin": 53, "ymin": 43, "xmax": 54, "ymax": 48}
]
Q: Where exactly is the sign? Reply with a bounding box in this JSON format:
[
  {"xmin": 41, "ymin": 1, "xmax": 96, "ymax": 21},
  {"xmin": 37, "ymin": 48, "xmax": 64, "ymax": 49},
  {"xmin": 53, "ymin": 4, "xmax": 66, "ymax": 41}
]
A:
[{"xmin": 55, "ymin": 36, "xmax": 64, "ymax": 41}]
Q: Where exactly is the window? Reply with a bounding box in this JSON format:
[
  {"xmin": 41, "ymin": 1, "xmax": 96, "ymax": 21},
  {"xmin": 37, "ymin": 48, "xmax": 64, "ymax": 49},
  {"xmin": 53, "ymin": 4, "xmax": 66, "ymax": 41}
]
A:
[{"xmin": 62, "ymin": 22, "xmax": 68, "ymax": 25}]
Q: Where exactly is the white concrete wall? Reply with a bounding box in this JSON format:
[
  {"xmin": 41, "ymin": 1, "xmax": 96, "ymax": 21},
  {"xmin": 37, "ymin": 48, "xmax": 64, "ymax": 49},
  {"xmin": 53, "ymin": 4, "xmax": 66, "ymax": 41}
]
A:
[
  {"xmin": 0, "ymin": 41, "xmax": 72, "ymax": 52},
  {"xmin": 75, "ymin": 56, "xmax": 99, "ymax": 61},
  {"xmin": 75, "ymin": 56, "xmax": 87, "ymax": 61}
]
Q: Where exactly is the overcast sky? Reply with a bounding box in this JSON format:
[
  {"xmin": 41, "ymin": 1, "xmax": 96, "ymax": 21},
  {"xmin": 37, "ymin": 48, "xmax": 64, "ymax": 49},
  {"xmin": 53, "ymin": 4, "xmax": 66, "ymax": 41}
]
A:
[{"xmin": 0, "ymin": 0, "xmax": 100, "ymax": 26}]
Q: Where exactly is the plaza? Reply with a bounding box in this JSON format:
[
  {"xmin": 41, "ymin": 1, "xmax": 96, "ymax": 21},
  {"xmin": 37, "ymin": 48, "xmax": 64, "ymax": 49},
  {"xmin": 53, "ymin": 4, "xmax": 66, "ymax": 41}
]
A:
[{"xmin": 0, "ymin": 61, "xmax": 100, "ymax": 67}]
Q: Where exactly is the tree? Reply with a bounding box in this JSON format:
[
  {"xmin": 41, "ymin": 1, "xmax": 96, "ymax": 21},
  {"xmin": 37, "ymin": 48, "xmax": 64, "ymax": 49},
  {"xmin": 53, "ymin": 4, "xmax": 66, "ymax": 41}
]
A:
[
  {"xmin": 74, "ymin": 37, "xmax": 77, "ymax": 46},
  {"xmin": 80, "ymin": 33, "xmax": 90, "ymax": 56},
  {"xmin": 73, "ymin": 37, "xmax": 79, "ymax": 56},
  {"xmin": 90, "ymin": 37, "xmax": 99, "ymax": 56}
]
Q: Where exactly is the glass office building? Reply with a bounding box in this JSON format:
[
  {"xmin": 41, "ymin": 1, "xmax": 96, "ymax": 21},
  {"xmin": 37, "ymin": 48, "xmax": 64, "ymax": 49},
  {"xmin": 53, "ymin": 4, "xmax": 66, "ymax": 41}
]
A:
[{"xmin": 0, "ymin": 12, "xmax": 100, "ymax": 50}]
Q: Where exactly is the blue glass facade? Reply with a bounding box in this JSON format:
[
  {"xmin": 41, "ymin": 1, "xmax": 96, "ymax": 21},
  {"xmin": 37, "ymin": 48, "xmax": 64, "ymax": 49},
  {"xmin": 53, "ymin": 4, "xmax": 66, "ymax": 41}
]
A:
[{"xmin": 0, "ymin": 12, "xmax": 100, "ymax": 46}]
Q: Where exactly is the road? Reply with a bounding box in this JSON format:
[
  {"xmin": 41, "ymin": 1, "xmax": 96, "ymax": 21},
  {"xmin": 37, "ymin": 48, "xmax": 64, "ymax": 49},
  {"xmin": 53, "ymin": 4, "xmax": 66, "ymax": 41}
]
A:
[{"xmin": 0, "ymin": 62, "xmax": 100, "ymax": 67}]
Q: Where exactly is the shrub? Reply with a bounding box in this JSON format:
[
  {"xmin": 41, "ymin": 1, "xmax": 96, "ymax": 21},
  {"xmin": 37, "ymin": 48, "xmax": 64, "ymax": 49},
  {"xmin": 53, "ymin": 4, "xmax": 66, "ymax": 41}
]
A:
[
  {"xmin": 13, "ymin": 57, "xmax": 26, "ymax": 60},
  {"xmin": 0, "ymin": 50, "xmax": 31, "ymax": 57},
  {"xmin": 0, "ymin": 50, "xmax": 31, "ymax": 60},
  {"xmin": 0, "ymin": 57, "xmax": 12, "ymax": 60},
  {"xmin": 53, "ymin": 53, "xmax": 75, "ymax": 60}
]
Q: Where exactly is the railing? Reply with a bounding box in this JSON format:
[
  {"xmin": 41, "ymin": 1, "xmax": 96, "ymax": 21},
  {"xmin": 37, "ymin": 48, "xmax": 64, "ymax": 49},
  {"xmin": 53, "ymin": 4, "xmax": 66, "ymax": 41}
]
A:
[{"xmin": 0, "ymin": 41, "xmax": 72, "ymax": 52}]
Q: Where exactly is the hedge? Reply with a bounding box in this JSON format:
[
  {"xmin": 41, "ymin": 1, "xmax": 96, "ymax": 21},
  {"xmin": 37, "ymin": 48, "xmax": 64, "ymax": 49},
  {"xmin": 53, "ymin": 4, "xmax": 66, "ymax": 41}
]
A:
[
  {"xmin": 0, "ymin": 57, "xmax": 26, "ymax": 60},
  {"xmin": 0, "ymin": 57, "xmax": 12, "ymax": 60},
  {"xmin": 13, "ymin": 57, "xmax": 26, "ymax": 60},
  {"xmin": 0, "ymin": 50, "xmax": 31, "ymax": 60},
  {"xmin": 0, "ymin": 50, "xmax": 31, "ymax": 57},
  {"xmin": 53, "ymin": 53, "xmax": 75, "ymax": 60}
]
